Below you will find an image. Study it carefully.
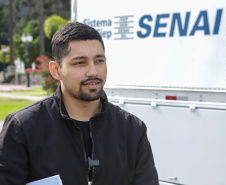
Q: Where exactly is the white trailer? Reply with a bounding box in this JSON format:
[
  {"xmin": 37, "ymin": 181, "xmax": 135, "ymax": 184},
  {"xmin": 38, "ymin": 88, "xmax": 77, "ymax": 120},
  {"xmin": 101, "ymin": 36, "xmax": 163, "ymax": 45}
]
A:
[{"xmin": 72, "ymin": 0, "xmax": 226, "ymax": 184}]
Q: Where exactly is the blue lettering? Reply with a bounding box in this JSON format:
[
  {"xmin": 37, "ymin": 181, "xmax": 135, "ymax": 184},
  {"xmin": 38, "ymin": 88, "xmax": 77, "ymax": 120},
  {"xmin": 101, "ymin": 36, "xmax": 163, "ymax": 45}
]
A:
[
  {"xmin": 154, "ymin": 14, "xmax": 169, "ymax": 37},
  {"xmin": 213, "ymin": 9, "xmax": 223, "ymax": 34},
  {"xmin": 97, "ymin": 29, "xmax": 112, "ymax": 40},
  {"xmin": 190, "ymin": 11, "xmax": 210, "ymax": 36},
  {"xmin": 170, "ymin": 12, "xmax": 190, "ymax": 37},
  {"xmin": 83, "ymin": 19, "xmax": 112, "ymax": 27},
  {"xmin": 137, "ymin": 15, "xmax": 152, "ymax": 38}
]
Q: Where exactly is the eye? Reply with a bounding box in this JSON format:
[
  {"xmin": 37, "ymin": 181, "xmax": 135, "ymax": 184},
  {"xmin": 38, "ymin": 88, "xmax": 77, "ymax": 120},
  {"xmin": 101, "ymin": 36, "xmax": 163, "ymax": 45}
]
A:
[
  {"xmin": 96, "ymin": 59, "xmax": 105, "ymax": 63},
  {"xmin": 74, "ymin": 61, "xmax": 84, "ymax": 65}
]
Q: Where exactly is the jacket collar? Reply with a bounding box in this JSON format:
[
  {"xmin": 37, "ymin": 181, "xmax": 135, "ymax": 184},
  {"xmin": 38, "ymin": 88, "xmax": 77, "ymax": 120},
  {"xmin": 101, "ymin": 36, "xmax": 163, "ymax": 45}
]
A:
[{"xmin": 53, "ymin": 85, "xmax": 108, "ymax": 119}]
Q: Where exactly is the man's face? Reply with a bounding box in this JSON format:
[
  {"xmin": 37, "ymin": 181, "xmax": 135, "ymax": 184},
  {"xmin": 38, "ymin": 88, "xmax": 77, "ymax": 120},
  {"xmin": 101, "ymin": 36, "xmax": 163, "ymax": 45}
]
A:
[{"xmin": 58, "ymin": 40, "xmax": 107, "ymax": 101}]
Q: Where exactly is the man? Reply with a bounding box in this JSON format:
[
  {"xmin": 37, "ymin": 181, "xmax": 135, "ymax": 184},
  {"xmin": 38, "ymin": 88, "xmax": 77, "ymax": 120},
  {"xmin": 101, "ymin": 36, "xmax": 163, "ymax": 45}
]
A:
[{"xmin": 0, "ymin": 22, "xmax": 159, "ymax": 185}]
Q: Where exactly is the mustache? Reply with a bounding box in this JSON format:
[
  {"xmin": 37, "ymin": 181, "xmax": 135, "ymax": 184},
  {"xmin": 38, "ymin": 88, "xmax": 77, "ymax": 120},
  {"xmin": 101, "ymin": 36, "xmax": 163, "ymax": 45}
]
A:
[{"xmin": 80, "ymin": 77, "xmax": 103, "ymax": 85}]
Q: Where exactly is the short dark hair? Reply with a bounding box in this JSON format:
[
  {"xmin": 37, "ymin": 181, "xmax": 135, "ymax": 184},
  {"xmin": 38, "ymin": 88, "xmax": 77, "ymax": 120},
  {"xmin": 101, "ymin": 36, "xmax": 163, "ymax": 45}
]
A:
[{"xmin": 51, "ymin": 22, "xmax": 105, "ymax": 65}]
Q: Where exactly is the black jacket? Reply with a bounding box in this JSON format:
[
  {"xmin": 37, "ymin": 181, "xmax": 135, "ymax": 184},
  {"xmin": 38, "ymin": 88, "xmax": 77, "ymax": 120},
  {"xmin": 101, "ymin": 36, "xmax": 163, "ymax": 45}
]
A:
[{"xmin": 0, "ymin": 86, "xmax": 159, "ymax": 185}]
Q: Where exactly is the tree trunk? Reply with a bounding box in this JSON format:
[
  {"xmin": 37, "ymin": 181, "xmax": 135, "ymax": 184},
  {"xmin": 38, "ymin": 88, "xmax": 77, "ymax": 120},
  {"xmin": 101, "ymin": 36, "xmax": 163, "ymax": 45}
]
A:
[
  {"xmin": 39, "ymin": 0, "xmax": 45, "ymax": 56},
  {"xmin": 9, "ymin": 0, "xmax": 14, "ymax": 65}
]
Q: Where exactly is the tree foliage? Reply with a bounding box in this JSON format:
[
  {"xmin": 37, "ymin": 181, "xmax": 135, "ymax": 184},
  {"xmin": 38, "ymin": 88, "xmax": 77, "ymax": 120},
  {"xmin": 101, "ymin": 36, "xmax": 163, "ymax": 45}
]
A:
[
  {"xmin": 12, "ymin": 0, "xmax": 70, "ymax": 36},
  {"xmin": 13, "ymin": 20, "xmax": 39, "ymax": 65},
  {"xmin": 13, "ymin": 13, "xmax": 69, "ymax": 70},
  {"xmin": 44, "ymin": 15, "xmax": 68, "ymax": 39},
  {"xmin": 0, "ymin": 0, "xmax": 70, "ymax": 65}
]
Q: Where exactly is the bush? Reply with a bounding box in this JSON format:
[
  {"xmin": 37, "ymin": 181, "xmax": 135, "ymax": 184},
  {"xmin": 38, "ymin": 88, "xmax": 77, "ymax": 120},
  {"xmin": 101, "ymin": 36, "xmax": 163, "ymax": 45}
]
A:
[{"xmin": 36, "ymin": 56, "xmax": 60, "ymax": 92}]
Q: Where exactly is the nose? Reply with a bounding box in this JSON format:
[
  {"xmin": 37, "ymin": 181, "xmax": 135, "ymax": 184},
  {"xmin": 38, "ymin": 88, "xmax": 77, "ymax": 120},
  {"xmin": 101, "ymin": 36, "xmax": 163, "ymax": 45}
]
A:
[{"xmin": 86, "ymin": 62, "xmax": 98, "ymax": 77}]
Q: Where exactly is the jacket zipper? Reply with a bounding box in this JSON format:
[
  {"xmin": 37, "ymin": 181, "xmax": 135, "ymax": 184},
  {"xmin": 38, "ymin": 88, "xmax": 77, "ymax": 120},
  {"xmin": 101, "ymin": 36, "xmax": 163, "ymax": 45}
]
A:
[
  {"xmin": 79, "ymin": 130, "xmax": 90, "ymax": 184},
  {"xmin": 72, "ymin": 120, "xmax": 90, "ymax": 184},
  {"xmin": 75, "ymin": 121, "xmax": 93, "ymax": 185},
  {"xmin": 64, "ymin": 116, "xmax": 90, "ymax": 184},
  {"xmin": 89, "ymin": 112, "xmax": 102, "ymax": 185},
  {"xmin": 89, "ymin": 120, "xmax": 94, "ymax": 185},
  {"xmin": 63, "ymin": 111, "xmax": 102, "ymax": 185},
  {"xmin": 88, "ymin": 121, "xmax": 102, "ymax": 185}
]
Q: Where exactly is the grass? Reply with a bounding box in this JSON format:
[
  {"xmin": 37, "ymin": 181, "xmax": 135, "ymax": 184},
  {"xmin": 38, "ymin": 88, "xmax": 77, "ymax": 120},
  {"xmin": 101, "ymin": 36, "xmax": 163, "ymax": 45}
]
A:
[
  {"xmin": 0, "ymin": 97, "xmax": 36, "ymax": 120},
  {"xmin": 0, "ymin": 87, "xmax": 54, "ymax": 121}
]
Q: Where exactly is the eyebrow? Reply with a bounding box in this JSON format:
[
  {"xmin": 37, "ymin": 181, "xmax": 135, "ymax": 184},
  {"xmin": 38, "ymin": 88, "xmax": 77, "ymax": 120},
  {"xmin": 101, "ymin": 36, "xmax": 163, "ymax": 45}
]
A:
[
  {"xmin": 70, "ymin": 54, "xmax": 106, "ymax": 62},
  {"xmin": 95, "ymin": 54, "xmax": 106, "ymax": 58}
]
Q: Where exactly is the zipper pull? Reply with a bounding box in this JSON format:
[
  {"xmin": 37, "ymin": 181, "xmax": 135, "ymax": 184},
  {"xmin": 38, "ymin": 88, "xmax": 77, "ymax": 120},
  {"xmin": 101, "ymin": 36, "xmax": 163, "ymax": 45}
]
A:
[
  {"xmin": 88, "ymin": 157, "xmax": 100, "ymax": 168},
  {"xmin": 88, "ymin": 181, "xmax": 92, "ymax": 185}
]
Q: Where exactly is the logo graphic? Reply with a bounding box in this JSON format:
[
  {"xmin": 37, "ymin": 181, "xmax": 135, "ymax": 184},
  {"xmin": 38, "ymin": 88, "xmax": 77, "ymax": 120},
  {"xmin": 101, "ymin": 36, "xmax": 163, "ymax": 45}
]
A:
[
  {"xmin": 114, "ymin": 15, "xmax": 134, "ymax": 40},
  {"xmin": 82, "ymin": 9, "xmax": 223, "ymax": 40}
]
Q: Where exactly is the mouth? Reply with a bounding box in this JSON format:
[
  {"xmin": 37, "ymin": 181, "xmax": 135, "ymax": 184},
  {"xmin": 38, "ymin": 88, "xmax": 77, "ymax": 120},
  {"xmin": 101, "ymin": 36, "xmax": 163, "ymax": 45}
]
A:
[{"xmin": 83, "ymin": 80, "xmax": 101, "ymax": 89}]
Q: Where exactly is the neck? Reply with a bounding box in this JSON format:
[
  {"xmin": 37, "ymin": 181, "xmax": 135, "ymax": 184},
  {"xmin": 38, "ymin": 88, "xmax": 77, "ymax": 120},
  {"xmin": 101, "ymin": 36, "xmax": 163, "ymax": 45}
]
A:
[{"xmin": 62, "ymin": 93, "xmax": 102, "ymax": 122}]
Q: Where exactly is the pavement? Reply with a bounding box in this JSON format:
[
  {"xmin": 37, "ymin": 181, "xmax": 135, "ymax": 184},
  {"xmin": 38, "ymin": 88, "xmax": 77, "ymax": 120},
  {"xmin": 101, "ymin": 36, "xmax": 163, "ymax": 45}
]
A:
[
  {"xmin": 0, "ymin": 85, "xmax": 33, "ymax": 92},
  {"xmin": 0, "ymin": 92, "xmax": 45, "ymax": 101}
]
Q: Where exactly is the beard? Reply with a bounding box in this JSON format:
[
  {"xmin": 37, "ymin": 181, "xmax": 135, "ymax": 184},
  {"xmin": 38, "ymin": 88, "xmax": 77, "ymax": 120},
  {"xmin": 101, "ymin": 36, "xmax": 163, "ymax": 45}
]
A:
[
  {"xmin": 70, "ymin": 77, "xmax": 104, "ymax": 102},
  {"xmin": 77, "ymin": 88, "xmax": 103, "ymax": 101}
]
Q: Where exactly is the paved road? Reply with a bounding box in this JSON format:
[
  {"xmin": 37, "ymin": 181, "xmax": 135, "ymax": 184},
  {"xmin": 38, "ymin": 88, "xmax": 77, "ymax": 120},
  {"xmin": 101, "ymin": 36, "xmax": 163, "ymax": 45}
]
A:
[{"xmin": 0, "ymin": 93, "xmax": 45, "ymax": 101}]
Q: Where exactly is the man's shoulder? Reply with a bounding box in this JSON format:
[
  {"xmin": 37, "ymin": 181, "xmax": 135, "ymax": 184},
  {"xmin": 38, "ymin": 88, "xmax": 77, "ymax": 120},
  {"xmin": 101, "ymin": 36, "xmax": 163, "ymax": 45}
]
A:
[
  {"xmin": 107, "ymin": 102, "xmax": 145, "ymax": 129},
  {"xmin": 6, "ymin": 94, "xmax": 57, "ymax": 125}
]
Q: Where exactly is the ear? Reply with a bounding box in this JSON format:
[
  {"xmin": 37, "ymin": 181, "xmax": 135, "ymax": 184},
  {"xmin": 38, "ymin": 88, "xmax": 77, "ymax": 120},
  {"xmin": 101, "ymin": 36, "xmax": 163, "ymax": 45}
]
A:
[{"xmin": 49, "ymin": 61, "xmax": 62, "ymax": 81}]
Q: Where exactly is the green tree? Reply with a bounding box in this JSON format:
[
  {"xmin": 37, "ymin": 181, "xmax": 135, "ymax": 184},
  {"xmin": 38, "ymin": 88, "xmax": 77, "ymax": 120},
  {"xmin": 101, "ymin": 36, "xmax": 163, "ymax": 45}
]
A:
[
  {"xmin": 13, "ymin": 14, "xmax": 68, "ymax": 70},
  {"xmin": 13, "ymin": 34, "xmax": 25, "ymax": 61},
  {"xmin": 44, "ymin": 15, "xmax": 68, "ymax": 39},
  {"xmin": 0, "ymin": 3, "xmax": 9, "ymax": 46},
  {"xmin": 0, "ymin": 0, "xmax": 70, "ymax": 64},
  {"xmin": 33, "ymin": 14, "xmax": 68, "ymax": 92},
  {"xmin": 13, "ymin": 20, "xmax": 39, "ymax": 65}
]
